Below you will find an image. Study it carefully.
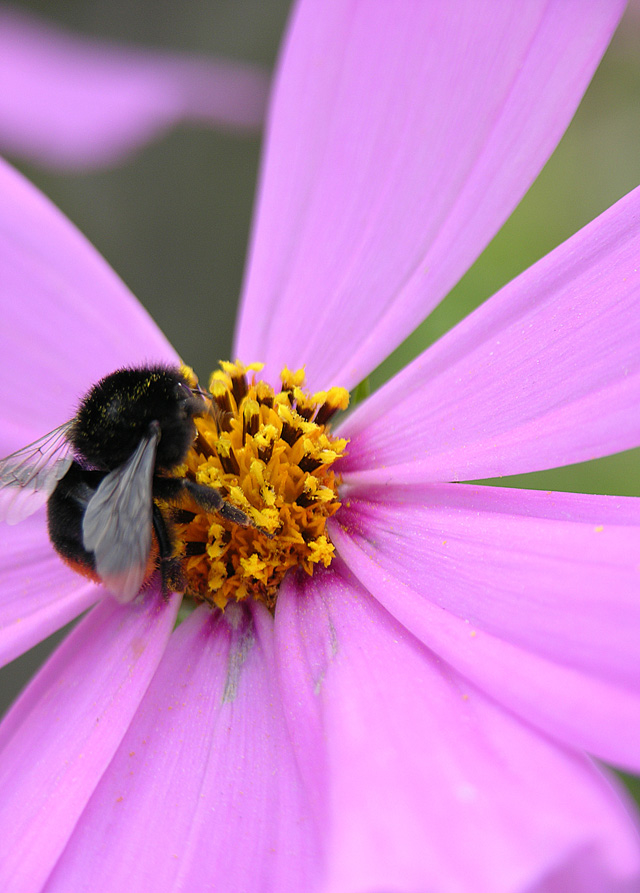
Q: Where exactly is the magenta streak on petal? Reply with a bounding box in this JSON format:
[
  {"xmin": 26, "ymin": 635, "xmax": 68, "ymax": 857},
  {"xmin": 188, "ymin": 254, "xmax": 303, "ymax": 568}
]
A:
[
  {"xmin": 275, "ymin": 565, "xmax": 640, "ymax": 892},
  {"xmin": 0, "ymin": 6, "xmax": 269, "ymax": 170},
  {"xmin": 0, "ymin": 586, "xmax": 179, "ymax": 893},
  {"xmin": 45, "ymin": 603, "xmax": 319, "ymax": 893},
  {"xmin": 339, "ymin": 183, "xmax": 640, "ymax": 484},
  {"xmin": 0, "ymin": 157, "xmax": 178, "ymax": 445},
  {"xmin": 0, "ymin": 514, "xmax": 98, "ymax": 669},
  {"xmin": 330, "ymin": 483, "xmax": 640, "ymax": 771},
  {"xmin": 272, "ymin": 572, "xmax": 331, "ymax": 832},
  {"xmin": 234, "ymin": 0, "xmax": 625, "ymax": 392}
]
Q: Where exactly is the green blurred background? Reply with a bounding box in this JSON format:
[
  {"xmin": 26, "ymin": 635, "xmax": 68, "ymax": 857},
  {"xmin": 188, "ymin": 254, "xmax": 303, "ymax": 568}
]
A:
[{"xmin": 2, "ymin": 0, "xmax": 639, "ymax": 800}]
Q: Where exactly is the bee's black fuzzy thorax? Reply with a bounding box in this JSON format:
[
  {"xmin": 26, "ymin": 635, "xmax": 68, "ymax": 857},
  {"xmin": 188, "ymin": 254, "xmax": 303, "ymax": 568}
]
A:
[{"xmin": 70, "ymin": 366, "xmax": 204, "ymax": 471}]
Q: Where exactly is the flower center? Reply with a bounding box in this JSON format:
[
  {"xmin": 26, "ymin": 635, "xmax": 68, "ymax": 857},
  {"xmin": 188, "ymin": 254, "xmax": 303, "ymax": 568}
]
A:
[{"xmin": 171, "ymin": 361, "xmax": 349, "ymax": 610}]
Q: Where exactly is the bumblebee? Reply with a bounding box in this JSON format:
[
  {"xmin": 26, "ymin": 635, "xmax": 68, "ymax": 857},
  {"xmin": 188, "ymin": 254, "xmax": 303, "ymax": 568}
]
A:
[{"xmin": 0, "ymin": 366, "xmax": 250, "ymax": 602}]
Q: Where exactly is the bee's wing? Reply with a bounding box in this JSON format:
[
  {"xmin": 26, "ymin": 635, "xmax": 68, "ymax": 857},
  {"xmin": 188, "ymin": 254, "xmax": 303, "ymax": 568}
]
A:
[
  {"xmin": 0, "ymin": 423, "xmax": 75, "ymax": 524},
  {"xmin": 82, "ymin": 427, "xmax": 160, "ymax": 603}
]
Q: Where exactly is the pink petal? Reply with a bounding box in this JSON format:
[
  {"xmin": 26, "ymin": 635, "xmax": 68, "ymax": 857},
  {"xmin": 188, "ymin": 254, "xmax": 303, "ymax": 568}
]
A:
[
  {"xmin": 0, "ymin": 514, "xmax": 98, "ymax": 668},
  {"xmin": 235, "ymin": 0, "xmax": 624, "ymax": 391},
  {"xmin": 46, "ymin": 603, "xmax": 319, "ymax": 892},
  {"xmin": 0, "ymin": 586, "xmax": 179, "ymax": 892},
  {"xmin": 340, "ymin": 184, "xmax": 640, "ymax": 483},
  {"xmin": 0, "ymin": 158, "xmax": 178, "ymax": 445},
  {"xmin": 276, "ymin": 566, "xmax": 640, "ymax": 892},
  {"xmin": 0, "ymin": 6, "xmax": 269, "ymax": 170},
  {"xmin": 331, "ymin": 483, "xmax": 640, "ymax": 771}
]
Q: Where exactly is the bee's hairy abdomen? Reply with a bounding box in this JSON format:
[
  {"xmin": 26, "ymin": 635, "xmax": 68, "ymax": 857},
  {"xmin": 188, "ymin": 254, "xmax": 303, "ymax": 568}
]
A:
[{"xmin": 47, "ymin": 462, "xmax": 104, "ymax": 578}]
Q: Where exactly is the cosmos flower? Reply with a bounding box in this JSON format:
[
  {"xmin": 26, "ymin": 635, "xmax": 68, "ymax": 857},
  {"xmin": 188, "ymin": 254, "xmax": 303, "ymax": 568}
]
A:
[
  {"xmin": 0, "ymin": 3, "xmax": 269, "ymax": 170},
  {"xmin": 1, "ymin": 1, "xmax": 640, "ymax": 891}
]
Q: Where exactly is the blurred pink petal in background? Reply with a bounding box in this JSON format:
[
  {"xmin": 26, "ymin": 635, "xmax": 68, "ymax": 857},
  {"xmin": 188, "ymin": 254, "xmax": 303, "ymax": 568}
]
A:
[{"xmin": 0, "ymin": 3, "xmax": 269, "ymax": 170}]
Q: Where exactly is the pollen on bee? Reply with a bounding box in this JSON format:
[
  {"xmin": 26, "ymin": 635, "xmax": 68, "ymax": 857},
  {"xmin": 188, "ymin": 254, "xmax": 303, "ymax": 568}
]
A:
[{"xmin": 168, "ymin": 361, "xmax": 349, "ymax": 610}]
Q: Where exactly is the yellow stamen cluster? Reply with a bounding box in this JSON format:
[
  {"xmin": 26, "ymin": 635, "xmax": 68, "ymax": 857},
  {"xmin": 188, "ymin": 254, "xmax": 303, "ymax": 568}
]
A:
[{"xmin": 172, "ymin": 361, "xmax": 349, "ymax": 610}]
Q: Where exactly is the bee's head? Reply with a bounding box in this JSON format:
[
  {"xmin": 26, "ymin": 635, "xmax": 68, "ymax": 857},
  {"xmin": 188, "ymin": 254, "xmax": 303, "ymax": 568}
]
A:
[{"xmin": 71, "ymin": 366, "xmax": 204, "ymax": 471}]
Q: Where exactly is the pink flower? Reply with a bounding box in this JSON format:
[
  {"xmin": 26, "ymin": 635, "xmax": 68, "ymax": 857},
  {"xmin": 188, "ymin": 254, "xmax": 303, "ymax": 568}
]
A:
[
  {"xmin": 1, "ymin": 1, "xmax": 640, "ymax": 890},
  {"xmin": 0, "ymin": 4, "xmax": 269, "ymax": 170}
]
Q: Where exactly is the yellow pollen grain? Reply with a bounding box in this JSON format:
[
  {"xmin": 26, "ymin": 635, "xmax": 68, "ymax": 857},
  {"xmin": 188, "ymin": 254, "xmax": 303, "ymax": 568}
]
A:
[
  {"xmin": 240, "ymin": 553, "xmax": 269, "ymax": 581},
  {"xmin": 215, "ymin": 438, "xmax": 233, "ymax": 458},
  {"xmin": 209, "ymin": 380, "xmax": 228, "ymax": 400},
  {"xmin": 171, "ymin": 361, "xmax": 349, "ymax": 610},
  {"xmin": 307, "ymin": 536, "xmax": 335, "ymax": 567},
  {"xmin": 325, "ymin": 387, "xmax": 349, "ymax": 409},
  {"xmin": 281, "ymin": 366, "xmax": 306, "ymax": 389}
]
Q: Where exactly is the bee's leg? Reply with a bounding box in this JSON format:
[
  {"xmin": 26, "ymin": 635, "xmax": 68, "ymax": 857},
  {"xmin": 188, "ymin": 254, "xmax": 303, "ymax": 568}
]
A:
[
  {"xmin": 184, "ymin": 481, "xmax": 252, "ymax": 527},
  {"xmin": 151, "ymin": 502, "xmax": 183, "ymax": 599},
  {"xmin": 153, "ymin": 478, "xmax": 252, "ymax": 528}
]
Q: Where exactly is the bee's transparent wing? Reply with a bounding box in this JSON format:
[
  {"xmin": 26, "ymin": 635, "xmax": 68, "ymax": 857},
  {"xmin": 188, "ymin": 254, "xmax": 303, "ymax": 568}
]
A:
[
  {"xmin": 82, "ymin": 427, "xmax": 159, "ymax": 603},
  {"xmin": 0, "ymin": 423, "xmax": 75, "ymax": 524}
]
